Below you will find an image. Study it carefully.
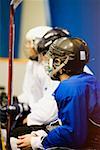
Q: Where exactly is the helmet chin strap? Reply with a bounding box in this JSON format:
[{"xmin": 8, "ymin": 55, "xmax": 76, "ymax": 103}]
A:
[
  {"xmin": 52, "ymin": 55, "xmax": 69, "ymax": 76},
  {"xmin": 30, "ymin": 38, "xmax": 41, "ymax": 52},
  {"xmin": 29, "ymin": 38, "xmax": 41, "ymax": 61},
  {"xmin": 29, "ymin": 55, "xmax": 38, "ymax": 61}
]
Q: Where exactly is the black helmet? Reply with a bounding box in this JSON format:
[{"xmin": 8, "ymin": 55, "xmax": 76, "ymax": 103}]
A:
[
  {"xmin": 37, "ymin": 27, "xmax": 71, "ymax": 55},
  {"xmin": 47, "ymin": 37, "xmax": 89, "ymax": 77}
]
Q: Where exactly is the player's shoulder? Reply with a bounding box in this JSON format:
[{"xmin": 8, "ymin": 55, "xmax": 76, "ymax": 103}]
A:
[{"xmin": 59, "ymin": 73, "xmax": 96, "ymax": 89}]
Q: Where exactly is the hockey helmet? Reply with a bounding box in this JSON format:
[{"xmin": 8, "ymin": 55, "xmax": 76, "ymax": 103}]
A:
[
  {"xmin": 25, "ymin": 26, "xmax": 52, "ymax": 51},
  {"xmin": 47, "ymin": 37, "xmax": 89, "ymax": 78},
  {"xmin": 37, "ymin": 27, "xmax": 71, "ymax": 55}
]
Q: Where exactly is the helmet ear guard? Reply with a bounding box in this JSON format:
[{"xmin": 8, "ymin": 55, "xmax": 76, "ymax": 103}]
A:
[{"xmin": 75, "ymin": 38, "xmax": 89, "ymax": 64}]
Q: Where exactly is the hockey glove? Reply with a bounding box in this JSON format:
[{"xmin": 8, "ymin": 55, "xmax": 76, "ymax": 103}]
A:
[{"xmin": 7, "ymin": 103, "xmax": 30, "ymax": 116}]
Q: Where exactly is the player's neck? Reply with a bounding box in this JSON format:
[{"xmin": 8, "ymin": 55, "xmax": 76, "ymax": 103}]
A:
[{"xmin": 60, "ymin": 74, "xmax": 70, "ymax": 81}]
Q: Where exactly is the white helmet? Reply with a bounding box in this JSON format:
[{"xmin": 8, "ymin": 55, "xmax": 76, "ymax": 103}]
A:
[
  {"xmin": 25, "ymin": 26, "xmax": 52, "ymax": 52},
  {"xmin": 26, "ymin": 26, "xmax": 52, "ymax": 41}
]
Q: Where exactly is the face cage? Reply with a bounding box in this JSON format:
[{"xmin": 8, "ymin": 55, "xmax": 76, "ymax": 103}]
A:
[{"xmin": 44, "ymin": 55, "xmax": 69, "ymax": 79}]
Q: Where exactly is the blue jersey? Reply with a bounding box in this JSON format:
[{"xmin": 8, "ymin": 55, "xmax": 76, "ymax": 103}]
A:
[{"xmin": 42, "ymin": 73, "xmax": 100, "ymax": 149}]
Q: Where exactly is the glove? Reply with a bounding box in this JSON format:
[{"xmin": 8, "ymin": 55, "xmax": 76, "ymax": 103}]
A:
[
  {"xmin": 31, "ymin": 130, "xmax": 47, "ymax": 149},
  {"xmin": 0, "ymin": 106, "xmax": 7, "ymax": 123},
  {"xmin": 0, "ymin": 103, "xmax": 30, "ymax": 123},
  {"xmin": 7, "ymin": 103, "xmax": 30, "ymax": 116},
  {"xmin": 7, "ymin": 104, "xmax": 21, "ymax": 116}
]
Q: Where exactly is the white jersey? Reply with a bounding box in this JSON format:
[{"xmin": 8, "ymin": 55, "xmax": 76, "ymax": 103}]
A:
[
  {"xmin": 18, "ymin": 60, "xmax": 59, "ymax": 126},
  {"xmin": 18, "ymin": 60, "xmax": 43, "ymax": 105}
]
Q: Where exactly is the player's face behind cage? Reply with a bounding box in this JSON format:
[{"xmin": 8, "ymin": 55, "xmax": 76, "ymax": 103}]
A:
[
  {"xmin": 24, "ymin": 40, "xmax": 38, "ymax": 59},
  {"xmin": 46, "ymin": 37, "xmax": 89, "ymax": 79}
]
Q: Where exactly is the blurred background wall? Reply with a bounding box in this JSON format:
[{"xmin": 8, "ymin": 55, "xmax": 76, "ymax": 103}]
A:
[
  {"xmin": 19, "ymin": 0, "xmax": 48, "ymax": 57},
  {"xmin": 0, "ymin": 0, "xmax": 100, "ymax": 95},
  {"xmin": 48, "ymin": 0, "xmax": 100, "ymax": 81},
  {"xmin": 0, "ymin": 58, "xmax": 27, "ymax": 95},
  {"xmin": 0, "ymin": 0, "xmax": 48, "ymax": 58}
]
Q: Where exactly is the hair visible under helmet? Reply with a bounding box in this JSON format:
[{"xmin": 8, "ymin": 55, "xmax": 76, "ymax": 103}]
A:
[{"xmin": 47, "ymin": 37, "xmax": 89, "ymax": 79}]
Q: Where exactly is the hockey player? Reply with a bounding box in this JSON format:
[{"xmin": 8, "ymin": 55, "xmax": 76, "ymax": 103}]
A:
[
  {"xmin": 12, "ymin": 26, "xmax": 70, "ymax": 127},
  {"xmin": 8, "ymin": 26, "xmax": 71, "ymax": 149},
  {"xmin": 17, "ymin": 37, "xmax": 100, "ymax": 149}
]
